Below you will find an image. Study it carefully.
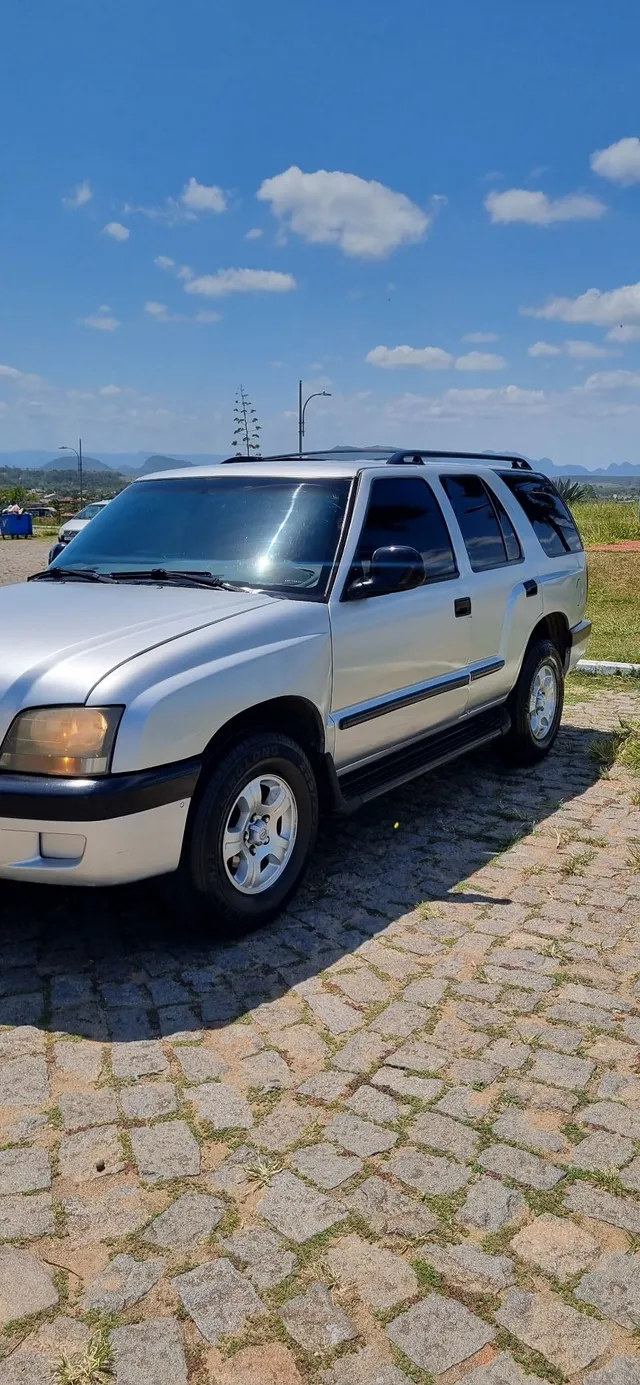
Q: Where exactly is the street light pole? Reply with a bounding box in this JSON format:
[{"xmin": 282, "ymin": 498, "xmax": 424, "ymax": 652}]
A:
[
  {"xmin": 298, "ymin": 381, "xmax": 332, "ymax": 456},
  {"xmin": 58, "ymin": 439, "xmax": 84, "ymax": 507}
]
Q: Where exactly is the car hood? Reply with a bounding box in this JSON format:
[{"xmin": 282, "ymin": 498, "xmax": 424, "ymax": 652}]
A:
[{"xmin": 0, "ymin": 580, "xmax": 275, "ymax": 735}]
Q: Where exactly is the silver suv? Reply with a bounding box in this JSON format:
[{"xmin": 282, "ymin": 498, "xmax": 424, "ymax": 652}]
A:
[{"xmin": 0, "ymin": 449, "xmax": 590, "ymax": 927}]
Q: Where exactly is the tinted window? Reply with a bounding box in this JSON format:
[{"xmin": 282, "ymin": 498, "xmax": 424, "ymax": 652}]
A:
[
  {"xmin": 499, "ymin": 473, "xmax": 583, "ymax": 557},
  {"xmin": 441, "ymin": 474, "xmax": 522, "ymax": 570},
  {"xmin": 353, "ymin": 477, "xmax": 458, "ymax": 584},
  {"xmin": 50, "ymin": 477, "xmax": 351, "ymax": 596}
]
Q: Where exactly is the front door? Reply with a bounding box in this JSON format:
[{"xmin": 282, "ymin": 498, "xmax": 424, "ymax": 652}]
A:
[{"xmin": 329, "ymin": 474, "xmax": 471, "ymax": 770}]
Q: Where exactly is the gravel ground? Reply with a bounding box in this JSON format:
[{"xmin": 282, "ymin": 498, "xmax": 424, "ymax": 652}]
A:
[
  {"xmin": 0, "ymin": 536, "xmax": 51, "ymax": 583},
  {"xmin": 2, "ymin": 543, "xmax": 640, "ymax": 1383}
]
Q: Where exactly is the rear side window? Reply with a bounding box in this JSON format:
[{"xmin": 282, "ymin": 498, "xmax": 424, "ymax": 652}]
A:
[
  {"xmin": 441, "ymin": 474, "xmax": 522, "ymax": 571},
  {"xmin": 499, "ymin": 473, "xmax": 583, "ymax": 557},
  {"xmin": 354, "ymin": 477, "xmax": 458, "ymax": 584}
]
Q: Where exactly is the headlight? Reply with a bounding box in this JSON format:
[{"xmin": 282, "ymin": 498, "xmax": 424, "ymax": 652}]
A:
[{"xmin": 0, "ymin": 706, "xmax": 124, "ymax": 776}]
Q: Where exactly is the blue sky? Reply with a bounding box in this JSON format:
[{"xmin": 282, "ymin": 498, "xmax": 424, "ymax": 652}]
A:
[{"xmin": 2, "ymin": 0, "xmax": 640, "ymax": 466}]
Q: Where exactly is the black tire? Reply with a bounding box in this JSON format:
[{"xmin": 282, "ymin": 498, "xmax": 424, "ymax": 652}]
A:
[
  {"xmin": 183, "ymin": 732, "xmax": 318, "ymax": 931},
  {"xmin": 503, "ymin": 639, "xmax": 564, "ymax": 765}
]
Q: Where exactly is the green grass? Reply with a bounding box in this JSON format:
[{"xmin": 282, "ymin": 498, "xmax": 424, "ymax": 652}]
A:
[
  {"xmin": 583, "ymin": 551, "xmax": 640, "ymax": 662},
  {"xmin": 571, "ymin": 499, "xmax": 640, "ymax": 546}
]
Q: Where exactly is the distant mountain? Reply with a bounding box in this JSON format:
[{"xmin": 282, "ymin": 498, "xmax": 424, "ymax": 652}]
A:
[
  {"xmin": 138, "ymin": 454, "xmax": 194, "ymax": 475},
  {"xmin": 40, "ymin": 455, "xmax": 115, "ymax": 473}
]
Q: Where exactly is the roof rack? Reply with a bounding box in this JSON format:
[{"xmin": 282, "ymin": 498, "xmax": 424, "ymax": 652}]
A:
[{"xmin": 221, "ymin": 447, "xmax": 532, "ymax": 470}]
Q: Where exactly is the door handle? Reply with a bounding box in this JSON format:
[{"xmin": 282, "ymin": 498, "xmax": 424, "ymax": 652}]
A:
[
  {"xmin": 454, "ymin": 597, "xmax": 472, "ymax": 617},
  {"xmin": 523, "ymin": 579, "xmax": 538, "ymax": 597}
]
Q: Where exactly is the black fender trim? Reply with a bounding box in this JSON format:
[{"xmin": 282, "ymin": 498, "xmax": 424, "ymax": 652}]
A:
[{"xmin": 0, "ymin": 758, "xmax": 202, "ymax": 822}]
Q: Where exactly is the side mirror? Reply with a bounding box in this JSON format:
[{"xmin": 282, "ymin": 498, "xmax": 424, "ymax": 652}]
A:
[{"xmin": 346, "ymin": 545, "xmax": 425, "ymax": 600}]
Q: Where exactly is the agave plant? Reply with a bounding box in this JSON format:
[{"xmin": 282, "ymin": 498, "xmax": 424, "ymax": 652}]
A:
[{"xmin": 554, "ymin": 478, "xmax": 594, "ymax": 505}]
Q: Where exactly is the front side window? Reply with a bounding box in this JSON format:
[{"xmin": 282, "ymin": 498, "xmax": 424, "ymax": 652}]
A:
[
  {"xmin": 441, "ymin": 474, "xmax": 522, "ymax": 571},
  {"xmin": 499, "ymin": 472, "xmax": 583, "ymax": 557},
  {"xmin": 50, "ymin": 476, "xmax": 352, "ymax": 596},
  {"xmin": 351, "ymin": 477, "xmax": 458, "ymax": 586}
]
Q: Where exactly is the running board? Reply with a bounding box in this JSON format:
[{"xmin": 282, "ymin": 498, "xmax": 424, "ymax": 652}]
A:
[{"xmin": 329, "ymin": 705, "xmax": 510, "ymax": 812}]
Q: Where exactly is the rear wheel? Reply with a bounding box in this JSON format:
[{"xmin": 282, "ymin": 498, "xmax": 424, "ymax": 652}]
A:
[
  {"xmin": 503, "ymin": 639, "xmax": 564, "ymax": 765},
  {"xmin": 184, "ymin": 733, "xmax": 318, "ymax": 930}
]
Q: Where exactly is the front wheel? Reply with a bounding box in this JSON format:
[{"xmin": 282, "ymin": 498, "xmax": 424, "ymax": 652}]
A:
[
  {"xmin": 185, "ymin": 733, "xmax": 318, "ymax": 930},
  {"xmin": 503, "ymin": 639, "xmax": 564, "ymax": 765}
]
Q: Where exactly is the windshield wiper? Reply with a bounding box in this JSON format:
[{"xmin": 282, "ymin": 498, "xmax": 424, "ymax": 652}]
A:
[
  {"xmin": 29, "ymin": 567, "xmax": 117, "ymax": 584},
  {"xmin": 108, "ymin": 568, "xmax": 242, "ymax": 591}
]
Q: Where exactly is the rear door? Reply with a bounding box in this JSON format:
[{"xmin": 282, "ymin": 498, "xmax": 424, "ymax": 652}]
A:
[
  {"xmin": 439, "ymin": 472, "xmax": 541, "ymax": 710},
  {"xmin": 498, "ymin": 472, "xmax": 587, "ymax": 632},
  {"xmin": 329, "ymin": 473, "xmax": 471, "ymax": 769}
]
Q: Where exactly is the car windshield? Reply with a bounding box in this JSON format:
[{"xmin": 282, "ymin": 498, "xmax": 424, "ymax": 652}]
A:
[
  {"xmin": 75, "ymin": 503, "xmax": 105, "ymax": 521},
  {"xmin": 50, "ymin": 475, "xmax": 352, "ymax": 596}
]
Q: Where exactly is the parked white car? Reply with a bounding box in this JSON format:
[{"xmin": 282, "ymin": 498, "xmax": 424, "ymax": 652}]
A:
[
  {"xmin": 0, "ymin": 450, "xmax": 590, "ymax": 927},
  {"xmin": 49, "ymin": 500, "xmax": 110, "ymax": 563}
]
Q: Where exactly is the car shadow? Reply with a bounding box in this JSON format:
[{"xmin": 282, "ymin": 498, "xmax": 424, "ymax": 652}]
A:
[{"xmin": 0, "ymin": 720, "xmax": 611, "ymax": 1045}]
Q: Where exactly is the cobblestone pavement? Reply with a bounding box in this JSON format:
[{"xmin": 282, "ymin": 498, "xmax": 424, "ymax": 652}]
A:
[
  {"xmin": 0, "ymin": 538, "xmax": 51, "ymax": 584},
  {"xmin": 0, "ymin": 687, "xmax": 639, "ymax": 1384}
]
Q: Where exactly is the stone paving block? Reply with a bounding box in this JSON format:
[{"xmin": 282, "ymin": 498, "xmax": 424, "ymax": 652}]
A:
[
  {"xmin": 175, "ymin": 1046, "xmax": 229, "ymax": 1082},
  {"xmin": 387, "ymin": 1148, "xmax": 470, "ymax": 1195},
  {"xmin": 565, "ymin": 1180, "xmax": 640, "ymax": 1232},
  {"xmin": 509, "ymin": 1214, "xmax": 598, "ymax": 1278},
  {"xmin": 423, "ymin": 1242, "xmax": 516, "ymax": 1293},
  {"xmin": 484, "ymin": 1038, "xmax": 530, "ymax": 1070},
  {"xmin": 457, "ymin": 1353, "xmax": 541, "ymax": 1385},
  {"xmin": 431, "ymin": 1020, "xmax": 489, "ymax": 1054},
  {"xmin": 558, "ymin": 982, "xmax": 632, "ymax": 1013},
  {"xmin": 515, "ymin": 1020, "xmax": 584, "ymax": 1053},
  {"xmin": 59, "ymin": 1089, "xmax": 118, "ymax": 1131},
  {"xmin": 81, "ymin": 1252, "xmax": 165, "ymax": 1313},
  {"xmin": 130, "ymin": 1120, "xmax": 200, "ymax": 1182},
  {"xmin": 478, "ymin": 1144, "xmax": 564, "ymax": 1190},
  {"xmin": 148, "ymin": 977, "xmax": 190, "ymax": 1007},
  {"xmin": 495, "ymin": 1288, "xmax": 611, "ymax": 1374},
  {"xmin": 112, "ymin": 1040, "xmax": 169, "ymax": 1078},
  {"xmin": 0, "ymin": 1056, "xmax": 49, "ymax": 1106},
  {"xmin": 279, "ymin": 1281, "xmax": 357, "ymax": 1351},
  {"xmin": 435, "ymin": 1085, "xmax": 493, "ymax": 1121},
  {"xmin": 346, "ymin": 1174, "xmax": 439, "ymax": 1236},
  {"xmin": 485, "ymin": 966, "xmax": 552, "ymax": 993},
  {"xmin": 173, "ymin": 1258, "xmax": 266, "ymax": 1344},
  {"xmin": 620, "ymin": 1157, "xmax": 640, "ymax": 1191},
  {"xmin": 0, "ymin": 1317, "xmax": 91, "ymax": 1385},
  {"xmin": 385, "ymin": 1039, "xmax": 449, "ymax": 1073},
  {"xmin": 321, "ymin": 1346, "xmax": 410, "ymax": 1384},
  {"xmin": 59, "ymin": 1125, "xmax": 125, "ymax": 1182},
  {"xmin": 51, "ymin": 974, "xmax": 93, "ymax": 1007},
  {"xmin": 206, "ymin": 1144, "xmax": 255, "ymax": 1193},
  {"xmin": 64, "ymin": 1186, "xmax": 150, "ymax": 1244},
  {"xmin": 0, "ymin": 1247, "xmax": 58, "ymax": 1326},
  {"xmin": 457, "ymin": 1177, "xmax": 528, "ymax": 1231},
  {"xmin": 409, "ymin": 1111, "xmax": 479, "ymax": 1160},
  {"xmin": 54, "ymin": 1039, "xmax": 103, "ymax": 1080},
  {"xmin": 371, "ymin": 1067, "xmax": 444, "ymax": 1101},
  {"xmin": 0, "ymin": 995, "xmax": 44, "ymax": 1027},
  {"xmin": 325, "ymin": 1111, "xmax": 398, "ymax": 1156},
  {"xmin": 120, "ymin": 1080, "xmax": 177, "ymax": 1120},
  {"xmin": 101, "ymin": 982, "xmax": 147, "ymax": 1008},
  {"xmin": 0, "ymin": 1027, "xmax": 45, "ymax": 1059},
  {"xmin": 585, "ymin": 1359, "xmax": 640, "ymax": 1385},
  {"xmin": 582, "ymin": 1101, "xmax": 640, "ymax": 1139},
  {"xmin": 326, "ymin": 1233, "xmax": 418, "ymax": 1308},
  {"xmin": 491, "ymin": 947, "xmax": 556, "ymax": 974},
  {"xmin": 449, "ymin": 1057, "xmax": 504, "ymax": 1085},
  {"xmin": 254, "ymin": 1100, "xmax": 314, "ymax": 1151},
  {"xmin": 387, "ymin": 1292, "xmax": 495, "ymax": 1374},
  {"xmin": 546, "ymin": 1000, "xmax": 616, "ymax": 1031},
  {"xmin": 402, "ymin": 977, "xmax": 447, "ymax": 1006},
  {"xmin": 333, "ymin": 969, "xmax": 391, "ymax": 1003},
  {"xmin": 570, "ymin": 1130, "xmax": 635, "ymax": 1170},
  {"xmin": 221, "ymin": 1228, "xmax": 296, "ymax": 1289},
  {"xmin": 504, "ymin": 1076, "xmax": 578, "ymax": 1113},
  {"xmin": 297, "ymin": 1071, "xmax": 353, "ymax": 1102},
  {"xmin": 0, "ymin": 1192, "xmax": 54, "ymax": 1242},
  {"xmin": 213, "ymin": 1343, "xmax": 305, "ymax": 1385},
  {"xmin": 258, "ymin": 1171, "xmax": 346, "ymax": 1242},
  {"xmin": 308, "ymin": 994, "xmax": 365, "ymax": 1034},
  {"xmin": 291, "ymin": 1142, "xmax": 362, "ymax": 1189},
  {"xmin": 491, "ymin": 1110, "xmax": 568, "ymax": 1154},
  {"xmin": 0, "ymin": 1147, "xmax": 50, "ymax": 1195},
  {"xmin": 190, "ymin": 1082, "xmax": 254, "ymax": 1128},
  {"xmin": 575, "ymin": 1252, "xmax": 640, "ymax": 1328},
  {"xmin": 157, "ymin": 1004, "xmax": 202, "ymax": 1039},
  {"xmin": 528, "ymin": 1050, "xmax": 595, "ymax": 1090},
  {"xmin": 239, "ymin": 1050, "xmax": 294, "ymax": 1090},
  {"xmin": 270, "ymin": 1023, "xmax": 328, "ymax": 1074},
  {"xmin": 346, "ymin": 1083, "xmax": 404, "ymax": 1124},
  {"xmin": 370, "ymin": 1001, "xmax": 428, "ymax": 1037},
  {"xmin": 110, "ymin": 1318, "xmax": 187, "ymax": 1385},
  {"xmin": 144, "ymin": 1192, "xmax": 226, "ymax": 1248}
]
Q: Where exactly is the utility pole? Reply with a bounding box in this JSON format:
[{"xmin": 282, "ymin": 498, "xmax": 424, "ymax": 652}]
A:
[
  {"xmin": 78, "ymin": 437, "xmax": 83, "ymax": 508},
  {"xmin": 298, "ymin": 380, "xmax": 331, "ymax": 456}
]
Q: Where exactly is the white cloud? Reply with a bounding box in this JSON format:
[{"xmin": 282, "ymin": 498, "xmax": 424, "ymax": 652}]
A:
[
  {"xmin": 485, "ymin": 188, "xmax": 606, "ymax": 225},
  {"xmin": 524, "ymin": 280, "xmax": 640, "ymax": 326},
  {"xmin": 529, "ymin": 339, "xmax": 614, "ymax": 359},
  {"xmin": 583, "ymin": 370, "xmax": 640, "ymax": 391},
  {"xmin": 462, "ymin": 332, "xmax": 498, "ymax": 343},
  {"xmin": 591, "ymin": 137, "xmax": 640, "ymax": 185},
  {"xmin": 99, "ymin": 384, "xmax": 121, "ymax": 395},
  {"xmin": 102, "ymin": 222, "xmax": 130, "ymax": 242},
  {"xmin": 180, "ymin": 177, "xmax": 227, "ymax": 213},
  {"xmin": 257, "ymin": 166, "xmax": 429, "ymax": 258},
  {"xmin": 0, "ymin": 363, "xmax": 45, "ymax": 387},
  {"xmin": 185, "ymin": 268, "xmax": 297, "ymax": 298},
  {"xmin": 194, "ymin": 310, "xmax": 221, "ymax": 323},
  {"xmin": 529, "ymin": 341, "xmax": 562, "ymax": 357},
  {"xmin": 245, "ymin": 227, "xmax": 263, "ymax": 240},
  {"xmin": 444, "ymin": 385, "xmax": 545, "ymax": 406},
  {"xmin": 455, "ymin": 351, "xmax": 506, "ymax": 371},
  {"xmin": 366, "ymin": 345, "xmax": 453, "ymax": 370},
  {"xmin": 154, "ymin": 254, "xmax": 193, "ymax": 281},
  {"xmin": 144, "ymin": 301, "xmax": 180, "ymax": 322},
  {"xmin": 366, "ymin": 345, "xmax": 505, "ymax": 372},
  {"xmin": 155, "ymin": 255, "xmax": 175, "ymax": 270},
  {"xmin": 62, "ymin": 181, "xmax": 93, "ymax": 209},
  {"xmin": 606, "ymin": 324, "xmax": 640, "ymax": 342},
  {"xmin": 82, "ymin": 308, "xmax": 120, "ymax": 331}
]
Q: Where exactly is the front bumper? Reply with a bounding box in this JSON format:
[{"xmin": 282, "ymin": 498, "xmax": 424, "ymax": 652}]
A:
[{"xmin": 0, "ymin": 757, "xmax": 200, "ymax": 885}]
